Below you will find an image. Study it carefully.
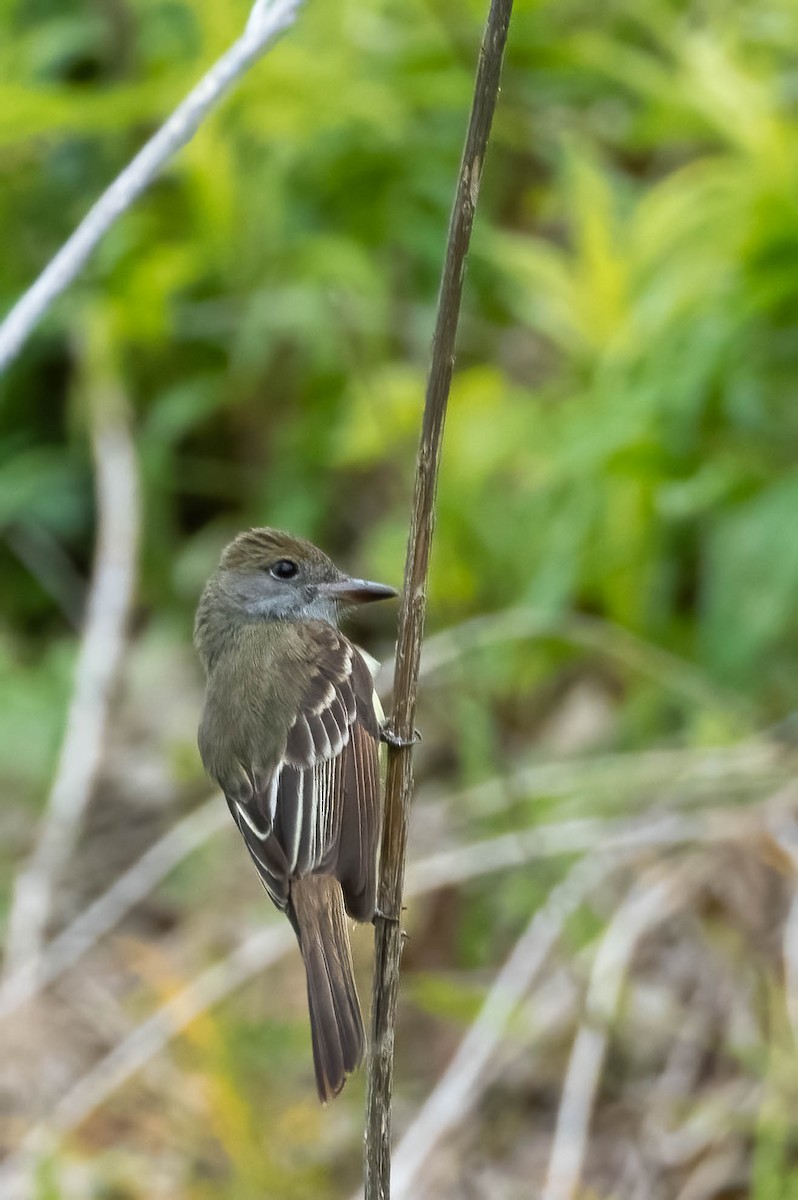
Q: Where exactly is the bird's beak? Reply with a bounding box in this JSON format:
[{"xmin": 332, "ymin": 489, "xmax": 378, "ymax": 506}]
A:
[{"xmin": 318, "ymin": 576, "xmax": 399, "ymax": 604}]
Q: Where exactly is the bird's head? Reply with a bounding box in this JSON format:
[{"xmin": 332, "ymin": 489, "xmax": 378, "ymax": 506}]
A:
[{"xmin": 208, "ymin": 527, "xmax": 398, "ymax": 623}]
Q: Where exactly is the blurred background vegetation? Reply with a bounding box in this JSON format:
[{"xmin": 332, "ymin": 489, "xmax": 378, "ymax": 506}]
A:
[{"xmin": 3, "ymin": 0, "xmax": 798, "ymax": 1196}]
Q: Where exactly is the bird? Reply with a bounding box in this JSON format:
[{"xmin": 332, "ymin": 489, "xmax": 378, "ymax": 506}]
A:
[{"xmin": 194, "ymin": 527, "xmax": 397, "ymax": 1101}]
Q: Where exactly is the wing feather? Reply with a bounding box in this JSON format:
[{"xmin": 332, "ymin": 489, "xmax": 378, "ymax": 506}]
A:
[
  {"xmin": 225, "ymin": 624, "xmax": 382, "ymax": 921},
  {"xmin": 286, "ymin": 716, "xmax": 314, "ymax": 766}
]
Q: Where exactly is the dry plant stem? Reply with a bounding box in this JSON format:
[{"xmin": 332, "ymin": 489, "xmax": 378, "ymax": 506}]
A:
[
  {"xmin": 365, "ymin": 3, "xmax": 514, "ymax": 1194},
  {"xmin": 409, "ymin": 809, "xmax": 709, "ymax": 894},
  {"xmin": 0, "ymin": 743, "xmax": 784, "ymax": 1019},
  {"xmin": 784, "ymin": 893, "xmax": 798, "ymax": 1045},
  {"xmin": 397, "ymin": 606, "xmax": 750, "ymax": 725},
  {"xmin": 0, "ymin": 804, "xmax": 699, "ymax": 1020},
  {"xmin": 4, "ymin": 403, "xmax": 140, "ymax": 975},
  {"xmin": 0, "ymin": 844, "xmax": 616, "ymax": 1189},
  {"xmin": 0, "ymin": 802, "xmax": 710, "ymax": 1021},
  {"xmin": 0, "ymin": 925, "xmax": 296, "ymax": 1199},
  {"xmin": 0, "ymin": 600, "xmax": 781, "ymax": 1013},
  {"xmin": 673, "ymin": 1149, "xmax": 747, "ymax": 1200},
  {"xmin": 541, "ymin": 866, "xmax": 692, "ymax": 1200},
  {"xmin": 0, "ymin": 0, "xmax": 302, "ymax": 374},
  {"xmin": 388, "ymin": 853, "xmax": 620, "ymax": 1200},
  {"xmin": 774, "ymin": 819, "xmax": 798, "ymax": 1042},
  {"xmin": 642, "ymin": 963, "xmax": 721, "ymax": 1168},
  {"xmin": 0, "ymin": 817, "xmax": 736, "ymax": 1187},
  {"xmin": 430, "ymin": 742, "xmax": 788, "ymax": 824},
  {"xmin": 0, "ymin": 797, "xmax": 228, "ymax": 1018}
]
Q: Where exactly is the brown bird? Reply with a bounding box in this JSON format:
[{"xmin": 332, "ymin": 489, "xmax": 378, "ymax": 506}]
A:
[{"xmin": 194, "ymin": 528, "xmax": 397, "ymax": 1100}]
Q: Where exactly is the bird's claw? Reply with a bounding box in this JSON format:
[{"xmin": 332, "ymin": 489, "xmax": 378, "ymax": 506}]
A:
[{"xmin": 380, "ymin": 723, "xmax": 422, "ymax": 749}]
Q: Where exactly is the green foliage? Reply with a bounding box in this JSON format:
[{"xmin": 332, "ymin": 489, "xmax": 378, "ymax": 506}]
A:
[
  {"xmin": 0, "ymin": 636, "xmax": 72, "ymax": 799},
  {"xmin": 3, "ymin": 0, "xmax": 798, "ymax": 712},
  {"xmin": 32, "ymin": 1156, "xmax": 62, "ymax": 1200},
  {"xmin": 4, "ymin": 0, "xmax": 798, "ymax": 1193},
  {"xmin": 408, "ymin": 971, "xmax": 487, "ymax": 1027}
]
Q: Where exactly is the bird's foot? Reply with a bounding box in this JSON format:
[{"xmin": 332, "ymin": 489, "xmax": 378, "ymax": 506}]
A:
[
  {"xmin": 379, "ymin": 723, "xmax": 422, "ymax": 749},
  {"xmin": 373, "ymin": 906, "xmax": 401, "ymax": 924}
]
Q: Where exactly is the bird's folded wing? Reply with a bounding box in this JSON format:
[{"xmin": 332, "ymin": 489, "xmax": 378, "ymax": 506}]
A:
[{"xmin": 232, "ymin": 624, "xmax": 382, "ymax": 920}]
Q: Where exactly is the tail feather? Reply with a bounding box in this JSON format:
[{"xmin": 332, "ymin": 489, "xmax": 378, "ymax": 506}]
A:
[{"xmin": 290, "ymin": 874, "xmax": 365, "ymax": 1102}]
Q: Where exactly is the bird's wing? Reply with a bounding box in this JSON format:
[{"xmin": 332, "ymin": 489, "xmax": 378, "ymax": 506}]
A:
[{"xmin": 230, "ymin": 624, "xmax": 382, "ymax": 921}]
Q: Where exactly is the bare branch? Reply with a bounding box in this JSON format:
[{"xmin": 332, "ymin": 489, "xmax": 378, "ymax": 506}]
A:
[
  {"xmin": 0, "ymin": 0, "xmax": 302, "ymax": 374},
  {"xmin": 4, "ymin": 395, "xmax": 140, "ymax": 974},
  {"xmin": 365, "ymin": 3, "xmax": 514, "ymax": 1194}
]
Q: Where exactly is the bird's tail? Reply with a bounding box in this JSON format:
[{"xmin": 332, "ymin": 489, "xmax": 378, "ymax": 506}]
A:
[{"xmin": 289, "ymin": 874, "xmax": 365, "ymax": 1102}]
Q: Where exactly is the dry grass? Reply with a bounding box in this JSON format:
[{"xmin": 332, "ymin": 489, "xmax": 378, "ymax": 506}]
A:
[{"xmin": 3, "ymin": 623, "xmax": 798, "ymax": 1199}]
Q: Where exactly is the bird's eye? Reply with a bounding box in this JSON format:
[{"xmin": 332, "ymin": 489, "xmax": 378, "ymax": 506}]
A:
[{"xmin": 269, "ymin": 559, "xmax": 299, "ymax": 580}]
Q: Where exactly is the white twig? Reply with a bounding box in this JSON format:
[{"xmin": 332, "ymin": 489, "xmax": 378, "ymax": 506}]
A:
[
  {"xmin": 673, "ymin": 1147, "xmax": 747, "ymax": 1200},
  {"xmin": 407, "ymin": 810, "xmax": 708, "ymax": 895},
  {"xmin": 0, "ymin": 594, "xmax": 780, "ymax": 1006},
  {"xmin": 1, "ymin": 698, "xmax": 779, "ymax": 1015},
  {"xmin": 392, "ymin": 805, "xmax": 784, "ymax": 1199},
  {"xmin": 389, "ymin": 853, "xmax": 620, "ymax": 1200},
  {"xmin": 0, "ymin": 0, "xmax": 303, "ymax": 373},
  {"xmin": 0, "ymin": 799, "xmax": 714, "ymax": 1020},
  {"xmin": 4, "ymin": 406, "xmax": 139, "ymax": 973},
  {"xmin": 541, "ymin": 867, "xmax": 691, "ymax": 1200},
  {"xmin": 379, "ymin": 606, "xmax": 749, "ymax": 721},
  {"xmin": 0, "ymin": 821, "xmax": 707, "ymax": 1185},
  {"xmin": 0, "ymin": 797, "xmax": 228, "ymax": 1018},
  {"xmin": 444, "ymin": 743, "xmax": 789, "ymax": 831},
  {"xmin": 0, "ymin": 746, "xmax": 766, "ymax": 1021},
  {"xmin": 773, "ymin": 816, "xmax": 798, "ymax": 1044},
  {"xmin": 0, "ymin": 925, "xmax": 295, "ymax": 1198},
  {"xmin": 785, "ymin": 894, "xmax": 798, "ymax": 1047}
]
